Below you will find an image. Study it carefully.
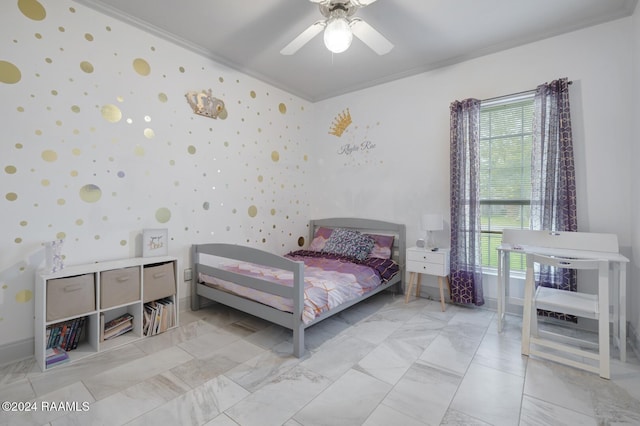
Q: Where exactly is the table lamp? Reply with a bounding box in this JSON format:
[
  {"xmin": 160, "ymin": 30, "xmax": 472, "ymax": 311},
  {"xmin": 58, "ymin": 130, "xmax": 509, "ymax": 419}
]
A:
[{"xmin": 421, "ymin": 214, "xmax": 443, "ymax": 249}]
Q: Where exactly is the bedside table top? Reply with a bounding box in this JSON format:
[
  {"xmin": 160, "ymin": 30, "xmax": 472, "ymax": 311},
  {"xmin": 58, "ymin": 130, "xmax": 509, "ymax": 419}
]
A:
[{"xmin": 407, "ymin": 246, "xmax": 450, "ymax": 253}]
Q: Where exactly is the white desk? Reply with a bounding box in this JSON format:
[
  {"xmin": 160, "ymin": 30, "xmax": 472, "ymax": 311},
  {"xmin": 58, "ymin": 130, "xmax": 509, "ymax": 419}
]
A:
[{"xmin": 496, "ymin": 230, "xmax": 629, "ymax": 362}]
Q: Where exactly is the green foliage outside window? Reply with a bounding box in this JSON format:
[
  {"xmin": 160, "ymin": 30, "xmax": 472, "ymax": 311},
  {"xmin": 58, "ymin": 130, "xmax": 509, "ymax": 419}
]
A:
[{"xmin": 479, "ymin": 97, "xmax": 534, "ymax": 271}]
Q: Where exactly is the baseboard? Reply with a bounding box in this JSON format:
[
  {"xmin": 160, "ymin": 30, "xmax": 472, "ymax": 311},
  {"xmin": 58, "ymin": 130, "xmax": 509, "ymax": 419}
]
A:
[{"xmin": 0, "ymin": 338, "xmax": 34, "ymax": 368}]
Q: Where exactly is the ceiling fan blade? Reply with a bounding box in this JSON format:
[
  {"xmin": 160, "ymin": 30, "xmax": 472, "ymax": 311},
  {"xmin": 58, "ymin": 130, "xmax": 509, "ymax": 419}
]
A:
[
  {"xmin": 280, "ymin": 21, "xmax": 325, "ymax": 55},
  {"xmin": 351, "ymin": 0, "xmax": 379, "ymax": 6},
  {"xmin": 350, "ymin": 18, "xmax": 393, "ymax": 55}
]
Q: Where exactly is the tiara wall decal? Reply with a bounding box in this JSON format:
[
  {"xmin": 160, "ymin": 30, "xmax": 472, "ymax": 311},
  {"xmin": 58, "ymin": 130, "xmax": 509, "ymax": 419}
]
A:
[
  {"xmin": 329, "ymin": 108, "xmax": 352, "ymax": 137},
  {"xmin": 185, "ymin": 89, "xmax": 226, "ymax": 119}
]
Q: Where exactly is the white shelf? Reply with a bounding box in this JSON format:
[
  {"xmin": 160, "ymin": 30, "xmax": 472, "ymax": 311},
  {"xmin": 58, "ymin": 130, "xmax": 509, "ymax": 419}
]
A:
[{"xmin": 35, "ymin": 256, "xmax": 178, "ymax": 371}]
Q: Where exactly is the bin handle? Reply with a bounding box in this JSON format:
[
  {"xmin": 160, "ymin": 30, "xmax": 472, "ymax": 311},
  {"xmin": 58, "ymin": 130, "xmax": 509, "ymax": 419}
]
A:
[
  {"xmin": 63, "ymin": 284, "xmax": 85, "ymax": 292},
  {"xmin": 116, "ymin": 277, "xmax": 130, "ymax": 283},
  {"xmin": 153, "ymin": 272, "xmax": 166, "ymax": 279}
]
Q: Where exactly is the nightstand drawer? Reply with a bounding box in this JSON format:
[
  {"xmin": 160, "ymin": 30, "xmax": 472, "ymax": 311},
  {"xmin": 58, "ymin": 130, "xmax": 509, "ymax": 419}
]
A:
[
  {"xmin": 407, "ymin": 260, "xmax": 446, "ymax": 276},
  {"xmin": 407, "ymin": 250, "xmax": 445, "ymax": 264}
]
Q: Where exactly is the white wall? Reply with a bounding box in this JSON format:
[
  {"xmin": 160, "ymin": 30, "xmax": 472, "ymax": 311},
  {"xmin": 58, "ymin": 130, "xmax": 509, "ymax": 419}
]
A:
[
  {"xmin": 0, "ymin": 1, "xmax": 314, "ymax": 354},
  {"xmin": 312, "ymin": 18, "xmax": 635, "ymax": 303},
  {"xmin": 631, "ymin": 5, "xmax": 640, "ymax": 350}
]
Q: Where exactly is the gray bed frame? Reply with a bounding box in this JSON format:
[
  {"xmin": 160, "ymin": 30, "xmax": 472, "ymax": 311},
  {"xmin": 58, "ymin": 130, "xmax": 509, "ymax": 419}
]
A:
[{"xmin": 190, "ymin": 217, "xmax": 406, "ymax": 357}]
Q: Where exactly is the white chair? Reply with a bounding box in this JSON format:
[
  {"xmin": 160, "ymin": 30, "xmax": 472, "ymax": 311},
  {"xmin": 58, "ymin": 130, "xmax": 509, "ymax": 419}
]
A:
[{"xmin": 521, "ymin": 253, "xmax": 610, "ymax": 379}]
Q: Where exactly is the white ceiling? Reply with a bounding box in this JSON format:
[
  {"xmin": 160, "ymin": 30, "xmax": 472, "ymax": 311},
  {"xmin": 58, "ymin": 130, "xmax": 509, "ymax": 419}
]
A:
[{"xmin": 74, "ymin": 0, "xmax": 637, "ymax": 102}]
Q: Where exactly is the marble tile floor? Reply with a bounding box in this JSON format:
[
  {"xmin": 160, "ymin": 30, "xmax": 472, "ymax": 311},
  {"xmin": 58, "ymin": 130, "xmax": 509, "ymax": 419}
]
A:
[{"xmin": 2, "ymin": 292, "xmax": 640, "ymax": 426}]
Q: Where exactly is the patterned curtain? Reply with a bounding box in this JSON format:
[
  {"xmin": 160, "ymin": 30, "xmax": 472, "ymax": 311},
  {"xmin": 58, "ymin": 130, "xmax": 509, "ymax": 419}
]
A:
[
  {"xmin": 449, "ymin": 99, "xmax": 484, "ymax": 306},
  {"xmin": 531, "ymin": 77, "xmax": 578, "ymax": 320}
]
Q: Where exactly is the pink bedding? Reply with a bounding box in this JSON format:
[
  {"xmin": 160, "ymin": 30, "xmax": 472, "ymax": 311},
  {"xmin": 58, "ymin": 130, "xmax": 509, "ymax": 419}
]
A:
[{"xmin": 199, "ymin": 251, "xmax": 399, "ymax": 324}]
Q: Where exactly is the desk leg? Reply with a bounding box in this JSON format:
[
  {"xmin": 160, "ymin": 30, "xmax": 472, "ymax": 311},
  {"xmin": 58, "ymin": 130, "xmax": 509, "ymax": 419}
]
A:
[
  {"xmin": 496, "ymin": 250, "xmax": 504, "ymax": 333},
  {"xmin": 599, "ymin": 264, "xmax": 610, "ymax": 379},
  {"xmin": 438, "ymin": 276, "xmax": 446, "ymax": 312},
  {"xmin": 619, "ymin": 263, "xmax": 627, "ymax": 363}
]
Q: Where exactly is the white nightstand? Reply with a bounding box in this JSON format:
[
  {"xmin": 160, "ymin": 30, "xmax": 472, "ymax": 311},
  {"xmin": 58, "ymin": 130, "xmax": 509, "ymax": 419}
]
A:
[{"xmin": 405, "ymin": 247, "xmax": 451, "ymax": 311}]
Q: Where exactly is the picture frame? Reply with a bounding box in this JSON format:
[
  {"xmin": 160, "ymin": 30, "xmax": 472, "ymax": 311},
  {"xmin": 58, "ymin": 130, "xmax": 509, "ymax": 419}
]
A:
[{"xmin": 142, "ymin": 228, "xmax": 168, "ymax": 257}]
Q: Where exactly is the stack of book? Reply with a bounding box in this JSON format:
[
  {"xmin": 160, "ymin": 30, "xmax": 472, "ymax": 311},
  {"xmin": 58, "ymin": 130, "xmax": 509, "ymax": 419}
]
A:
[
  {"xmin": 45, "ymin": 346, "xmax": 69, "ymax": 367},
  {"xmin": 46, "ymin": 317, "xmax": 86, "ymax": 351},
  {"xmin": 143, "ymin": 298, "xmax": 175, "ymax": 336},
  {"xmin": 101, "ymin": 313, "xmax": 134, "ymax": 341}
]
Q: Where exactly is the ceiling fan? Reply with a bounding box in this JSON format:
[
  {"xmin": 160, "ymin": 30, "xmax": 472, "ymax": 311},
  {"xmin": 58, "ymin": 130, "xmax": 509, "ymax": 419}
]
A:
[{"xmin": 280, "ymin": 0, "xmax": 393, "ymax": 55}]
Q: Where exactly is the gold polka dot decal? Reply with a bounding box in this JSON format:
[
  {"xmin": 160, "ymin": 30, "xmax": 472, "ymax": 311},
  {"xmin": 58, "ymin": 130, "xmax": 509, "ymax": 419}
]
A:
[
  {"xmin": 248, "ymin": 205, "xmax": 258, "ymax": 218},
  {"xmin": 80, "ymin": 61, "xmax": 94, "ymax": 73},
  {"xmin": 84, "ymin": 33, "xmax": 94, "ymax": 42},
  {"xmin": 15, "ymin": 289, "xmax": 33, "ymax": 303},
  {"xmin": 298, "ymin": 236, "xmax": 305, "ymax": 247},
  {"xmin": 144, "ymin": 128, "xmax": 155, "ymax": 139},
  {"xmin": 271, "ymin": 151, "xmax": 280, "ymax": 162},
  {"xmin": 18, "ymin": 0, "xmax": 46, "ymax": 21},
  {"xmin": 6, "ymin": 192, "xmax": 18, "ymax": 201},
  {"xmin": 279, "ymin": 103, "xmax": 287, "ymax": 114},
  {"xmin": 41, "ymin": 150, "xmax": 57, "ymax": 162},
  {"xmin": 101, "ymin": 104, "xmax": 122, "ymax": 123},
  {"xmin": 5, "ymin": 165, "xmax": 17, "ymax": 174},
  {"xmin": 79, "ymin": 184, "xmax": 102, "ymax": 203},
  {"xmin": 187, "ymin": 145, "xmax": 196, "ymax": 154},
  {"xmin": 158, "ymin": 92, "xmax": 168, "ymax": 103},
  {"xmin": 155, "ymin": 207, "xmax": 171, "ymax": 223},
  {"xmin": 0, "ymin": 61, "xmax": 22, "ymax": 84},
  {"xmin": 133, "ymin": 58, "xmax": 151, "ymax": 76}
]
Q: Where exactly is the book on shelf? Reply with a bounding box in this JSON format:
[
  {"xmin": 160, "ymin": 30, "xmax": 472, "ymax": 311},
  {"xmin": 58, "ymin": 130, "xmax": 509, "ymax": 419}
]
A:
[
  {"xmin": 45, "ymin": 346, "xmax": 69, "ymax": 367},
  {"xmin": 46, "ymin": 317, "xmax": 86, "ymax": 351},
  {"xmin": 143, "ymin": 298, "xmax": 175, "ymax": 336},
  {"xmin": 102, "ymin": 313, "xmax": 134, "ymax": 340},
  {"xmin": 104, "ymin": 313, "xmax": 134, "ymax": 331}
]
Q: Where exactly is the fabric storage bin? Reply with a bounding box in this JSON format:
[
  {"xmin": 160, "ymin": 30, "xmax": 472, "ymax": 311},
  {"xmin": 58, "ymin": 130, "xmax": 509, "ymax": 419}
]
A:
[
  {"xmin": 46, "ymin": 274, "xmax": 95, "ymax": 321},
  {"xmin": 100, "ymin": 266, "xmax": 141, "ymax": 309},
  {"xmin": 143, "ymin": 262, "xmax": 175, "ymax": 302}
]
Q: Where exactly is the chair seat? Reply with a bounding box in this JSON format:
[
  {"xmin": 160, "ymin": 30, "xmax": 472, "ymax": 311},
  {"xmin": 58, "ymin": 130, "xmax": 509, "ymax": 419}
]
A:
[
  {"xmin": 521, "ymin": 253, "xmax": 610, "ymax": 379},
  {"xmin": 535, "ymin": 286, "xmax": 599, "ymax": 319}
]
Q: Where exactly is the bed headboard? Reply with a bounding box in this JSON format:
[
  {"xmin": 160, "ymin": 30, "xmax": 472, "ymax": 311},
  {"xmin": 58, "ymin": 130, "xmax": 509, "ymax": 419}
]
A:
[{"xmin": 308, "ymin": 218, "xmax": 406, "ymax": 271}]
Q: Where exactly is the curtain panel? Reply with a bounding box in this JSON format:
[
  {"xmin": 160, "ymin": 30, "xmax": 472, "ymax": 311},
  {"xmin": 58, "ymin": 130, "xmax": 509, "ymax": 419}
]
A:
[
  {"xmin": 531, "ymin": 77, "xmax": 578, "ymax": 320},
  {"xmin": 449, "ymin": 99, "xmax": 484, "ymax": 306}
]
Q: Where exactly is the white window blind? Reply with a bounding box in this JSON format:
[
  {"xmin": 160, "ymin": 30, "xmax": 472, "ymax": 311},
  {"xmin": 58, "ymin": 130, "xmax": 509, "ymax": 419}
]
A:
[{"xmin": 479, "ymin": 94, "xmax": 534, "ymax": 270}]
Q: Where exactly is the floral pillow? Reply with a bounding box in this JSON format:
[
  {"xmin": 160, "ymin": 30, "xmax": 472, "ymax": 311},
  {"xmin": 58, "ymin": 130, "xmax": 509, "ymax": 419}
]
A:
[
  {"xmin": 309, "ymin": 227, "xmax": 333, "ymax": 251},
  {"xmin": 322, "ymin": 228, "xmax": 375, "ymax": 261}
]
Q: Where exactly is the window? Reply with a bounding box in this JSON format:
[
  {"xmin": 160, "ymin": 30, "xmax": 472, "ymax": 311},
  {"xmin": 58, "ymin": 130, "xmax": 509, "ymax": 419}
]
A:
[{"xmin": 479, "ymin": 94, "xmax": 534, "ymax": 271}]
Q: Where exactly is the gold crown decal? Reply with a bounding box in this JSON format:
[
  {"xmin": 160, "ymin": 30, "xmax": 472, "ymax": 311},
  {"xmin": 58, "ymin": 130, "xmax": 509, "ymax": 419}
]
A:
[
  {"xmin": 329, "ymin": 108, "xmax": 352, "ymax": 137},
  {"xmin": 185, "ymin": 89, "xmax": 225, "ymax": 119}
]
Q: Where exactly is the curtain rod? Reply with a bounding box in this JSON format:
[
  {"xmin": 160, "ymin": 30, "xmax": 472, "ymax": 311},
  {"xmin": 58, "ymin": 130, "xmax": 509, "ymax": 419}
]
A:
[{"xmin": 481, "ymin": 80, "xmax": 573, "ymax": 105}]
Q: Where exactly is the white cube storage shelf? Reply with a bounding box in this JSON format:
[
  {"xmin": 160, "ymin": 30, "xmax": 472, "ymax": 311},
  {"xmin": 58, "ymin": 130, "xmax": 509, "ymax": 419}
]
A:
[{"xmin": 35, "ymin": 256, "xmax": 178, "ymax": 371}]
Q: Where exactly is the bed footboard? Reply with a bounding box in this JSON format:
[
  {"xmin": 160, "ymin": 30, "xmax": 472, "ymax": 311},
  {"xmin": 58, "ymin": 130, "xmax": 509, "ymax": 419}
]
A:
[{"xmin": 191, "ymin": 243, "xmax": 306, "ymax": 356}]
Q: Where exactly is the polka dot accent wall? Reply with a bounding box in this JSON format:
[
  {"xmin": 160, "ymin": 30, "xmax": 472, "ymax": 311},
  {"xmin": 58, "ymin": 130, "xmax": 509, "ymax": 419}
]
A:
[{"xmin": 0, "ymin": 0, "xmax": 312, "ymax": 345}]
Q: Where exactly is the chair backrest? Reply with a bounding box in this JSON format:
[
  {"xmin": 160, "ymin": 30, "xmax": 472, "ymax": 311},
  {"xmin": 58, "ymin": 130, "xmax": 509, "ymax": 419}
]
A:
[
  {"xmin": 527, "ymin": 253, "xmax": 607, "ymax": 271},
  {"xmin": 503, "ymin": 230, "xmax": 619, "ymax": 253}
]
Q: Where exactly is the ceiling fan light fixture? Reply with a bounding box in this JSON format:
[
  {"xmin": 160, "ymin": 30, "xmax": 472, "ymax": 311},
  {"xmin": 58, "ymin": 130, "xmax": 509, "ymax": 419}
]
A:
[{"xmin": 323, "ymin": 17, "xmax": 353, "ymax": 53}]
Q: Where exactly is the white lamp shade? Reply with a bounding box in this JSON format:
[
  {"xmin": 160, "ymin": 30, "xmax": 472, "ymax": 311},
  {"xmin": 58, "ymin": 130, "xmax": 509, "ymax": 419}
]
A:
[
  {"xmin": 421, "ymin": 214, "xmax": 443, "ymax": 231},
  {"xmin": 324, "ymin": 17, "xmax": 353, "ymax": 53}
]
